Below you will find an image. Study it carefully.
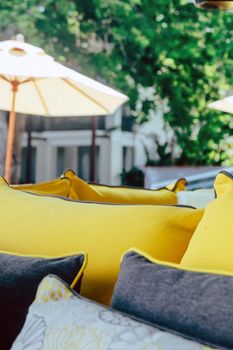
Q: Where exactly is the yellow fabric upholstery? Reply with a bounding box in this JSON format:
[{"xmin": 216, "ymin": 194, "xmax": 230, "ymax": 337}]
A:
[
  {"xmin": 181, "ymin": 171, "xmax": 233, "ymax": 272},
  {"xmin": 0, "ymin": 177, "xmax": 203, "ymax": 304},
  {"xmin": 62, "ymin": 169, "xmax": 186, "ymax": 205},
  {"xmin": 12, "ymin": 177, "xmax": 72, "ymax": 197},
  {"xmin": 166, "ymin": 178, "xmax": 187, "ymax": 192},
  {"xmin": 213, "ymin": 170, "xmax": 233, "ymax": 197}
]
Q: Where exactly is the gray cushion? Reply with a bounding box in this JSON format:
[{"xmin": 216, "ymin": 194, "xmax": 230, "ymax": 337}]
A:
[
  {"xmin": 111, "ymin": 250, "xmax": 233, "ymax": 350},
  {"xmin": 0, "ymin": 251, "xmax": 85, "ymax": 349}
]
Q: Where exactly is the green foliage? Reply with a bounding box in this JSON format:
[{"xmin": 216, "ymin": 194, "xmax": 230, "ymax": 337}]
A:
[{"xmin": 0, "ymin": 0, "xmax": 233, "ymax": 165}]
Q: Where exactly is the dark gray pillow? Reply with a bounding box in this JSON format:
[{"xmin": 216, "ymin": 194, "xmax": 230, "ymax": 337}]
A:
[
  {"xmin": 111, "ymin": 250, "xmax": 233, "ymax": 350},
  {"xmin": 0, "ymin": 251, "xmax": 86, "ymax": 350}
]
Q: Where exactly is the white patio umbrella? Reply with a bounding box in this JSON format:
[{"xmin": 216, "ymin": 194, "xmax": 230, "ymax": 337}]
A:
[
  {"xmin": 0, "ymin": 40, "xmax": 128, "ymax": 182},
  {"xmin": 208, "ymin": 95, "xmax": 233, "ymax": 114}
]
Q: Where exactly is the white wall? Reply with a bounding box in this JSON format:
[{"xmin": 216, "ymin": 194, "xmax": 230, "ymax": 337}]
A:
[{"xmin": 21, "ymin": 129, "xmax": 140, "ymax": 185}]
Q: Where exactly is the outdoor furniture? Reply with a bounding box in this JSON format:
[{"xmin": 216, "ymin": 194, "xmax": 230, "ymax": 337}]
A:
[{"xmin": 0, "ymin": 169, "xmax": 232, "ymax": 349}]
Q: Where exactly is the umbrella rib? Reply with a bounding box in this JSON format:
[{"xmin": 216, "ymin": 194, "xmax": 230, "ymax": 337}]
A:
[
  {"xmin": 61, "ymin": 78, "xmax": 110, "ymax": 114},
  {"xmin": 0, "ymin": 76, "xmax": 32, "ymax": 84},
  {"xmin": 32, "ymin": 78, "xmax": 50, "ymax": 115},
  {"xmin": 0, "ymin": 75, "xmax": 11, "ymax": 84}
]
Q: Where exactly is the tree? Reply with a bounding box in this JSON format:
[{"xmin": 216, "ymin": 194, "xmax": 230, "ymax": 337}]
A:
[{"xmin": 0, "ymin": 0, "xmax": 232, "ymax": 165}]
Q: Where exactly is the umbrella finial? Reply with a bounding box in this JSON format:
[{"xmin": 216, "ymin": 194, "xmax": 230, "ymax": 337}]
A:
[{"xmin": 11, "ymin": 81, "xmax": 19, "ymax": 93}]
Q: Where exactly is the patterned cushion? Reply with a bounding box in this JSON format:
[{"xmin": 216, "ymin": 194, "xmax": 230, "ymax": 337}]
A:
[
  {"xmin": 0, "ymin": 251, "xmax": 86, "ymax": 349},
  {"xmin": 12, "ymin": 275, "xmax": 213, "ymax": 350}
]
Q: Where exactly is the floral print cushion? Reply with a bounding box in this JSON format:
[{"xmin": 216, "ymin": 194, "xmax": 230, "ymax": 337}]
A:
[{"xmin": 11, "ymin": 275, "xmax": 214, "ymax": 350}]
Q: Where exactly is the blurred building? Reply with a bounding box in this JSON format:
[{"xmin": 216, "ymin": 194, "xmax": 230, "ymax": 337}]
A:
[
  {"xmin": 0, "ymin": 102, "xmax": 184, "ymax": 186},
  {"xmin": 20, "ymin": 107, "xmax": 150, "ymax": 185}
]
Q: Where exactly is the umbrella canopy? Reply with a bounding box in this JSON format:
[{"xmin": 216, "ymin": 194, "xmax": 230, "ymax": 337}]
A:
[
  {"xmin": 0, "ymin": 40, "xmax": 128, "ymax": 182},
  {"xmin": 208, "ymin": 95, "xmax": 233, "ymax": 114},
  {"xmin": 194, "ymin": 1, "xmax": 233, "ymax": 10}
]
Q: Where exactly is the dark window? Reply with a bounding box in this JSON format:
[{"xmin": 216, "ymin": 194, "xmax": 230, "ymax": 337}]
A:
[
  {"xmin": 77, "ymin": 146, "xmax": 100, "ymax": 182},
  {"xmin": 56, "ymin": 147, "xmax": 66, "ymax": 177},
  {"xmin": 20, "ymin": 147, "xmax": 36, "ymax": 183},
  {"xmin": 122, "ymin": 146, "xmax": 134, "ymax": 172}
]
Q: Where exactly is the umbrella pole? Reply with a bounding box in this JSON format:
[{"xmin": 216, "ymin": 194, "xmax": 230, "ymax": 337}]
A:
[
  {"xmin": 90, "ymin": 116, "xmax": 97, "ymax": 182},
  {"xmin": 25, "ymin": 116, "xmax": 32, "ymax": 183},
  {"xmin": 4, "ymin": 82, "xmax": 18, "ymax": 183}
]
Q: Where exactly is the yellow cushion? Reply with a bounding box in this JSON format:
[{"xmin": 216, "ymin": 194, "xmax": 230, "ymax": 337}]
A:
[
  {"xmin": 0, "ymin": 177, "xmax": 203, "ymax": 305},
  {"xmin": 213, "ymin": 170, "xmax": 233, "ymax": 197},
  {"xmin": 12, "ymin": 177, "xmax": 72, "ymax": 198},
  {"xmin": 181, "ymin": 171, "xmax": 233, "ymax": 271},
  {"xmin": 62, "ymin": 169, "xmax": 186, "ymax": 205},
  {"xmin": 166, "ymin": 178, "xmax": 187, "ymax": 192}
]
